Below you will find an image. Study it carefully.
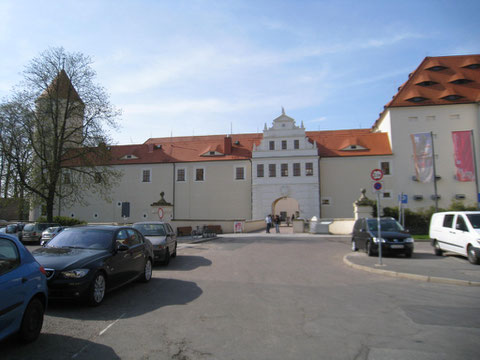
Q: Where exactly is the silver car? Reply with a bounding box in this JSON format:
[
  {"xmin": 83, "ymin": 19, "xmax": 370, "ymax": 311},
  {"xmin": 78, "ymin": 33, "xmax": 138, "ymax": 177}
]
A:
[
  {"xmin": 132, "ymin": 222, "xmax": 177, "ymax": 265},
  {"xmin": 40, "ymin": 226, "xmax": 65, "ymax": 246}
]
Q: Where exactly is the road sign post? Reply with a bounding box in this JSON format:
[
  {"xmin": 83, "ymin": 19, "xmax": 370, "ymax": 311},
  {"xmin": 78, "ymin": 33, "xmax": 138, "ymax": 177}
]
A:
[{"xmin": 371, "ymin": 169, "xmax": 384, "ymax": 265}]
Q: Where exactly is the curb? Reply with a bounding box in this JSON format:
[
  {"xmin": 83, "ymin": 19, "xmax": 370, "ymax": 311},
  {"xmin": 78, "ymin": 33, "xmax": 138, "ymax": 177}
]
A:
[{"xmin": 343, "ymin": 254, "xmax": 480, "ymax": 287}]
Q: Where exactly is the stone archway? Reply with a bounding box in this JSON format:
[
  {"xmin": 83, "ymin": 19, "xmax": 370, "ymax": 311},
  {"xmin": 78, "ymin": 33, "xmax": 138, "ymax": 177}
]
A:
[{"xmin": 272, "ymin": 197, "xmax": 299, "ymax": 222}]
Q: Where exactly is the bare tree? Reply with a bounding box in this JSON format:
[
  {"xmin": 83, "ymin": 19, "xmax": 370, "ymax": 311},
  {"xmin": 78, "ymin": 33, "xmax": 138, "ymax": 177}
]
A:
[{"xmin": 0, "ymin": 47, "xmax": 121, "ymax": 222}]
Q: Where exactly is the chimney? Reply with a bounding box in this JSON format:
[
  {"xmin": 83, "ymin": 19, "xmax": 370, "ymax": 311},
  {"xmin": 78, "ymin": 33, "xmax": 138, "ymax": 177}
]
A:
[
  {"xmin": 147, "ymin": 143, "xmax": 154, "ymax": 153},
  {"xmin": 224, "ymin": 136, "xmax": 232, "ymax": 155}
]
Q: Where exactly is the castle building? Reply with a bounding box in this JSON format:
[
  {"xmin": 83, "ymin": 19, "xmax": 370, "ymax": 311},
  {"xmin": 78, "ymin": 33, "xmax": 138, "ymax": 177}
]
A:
[{"xmin": 53, "ymin": 54, "xmax": 480, "ymax": 230}]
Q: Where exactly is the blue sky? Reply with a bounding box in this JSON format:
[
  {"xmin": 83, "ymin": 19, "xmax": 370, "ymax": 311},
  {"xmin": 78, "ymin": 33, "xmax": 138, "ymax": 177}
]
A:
[{"xmin": 1, "ymin": 0, "xmax": 479, "ymax": 144}]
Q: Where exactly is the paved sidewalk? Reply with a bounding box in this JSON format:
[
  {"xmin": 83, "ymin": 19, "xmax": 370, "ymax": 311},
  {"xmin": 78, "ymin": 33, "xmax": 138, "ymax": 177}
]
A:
[{"xmin": 344, "ymin": 241, "xmax": 480, "ymax": 286}]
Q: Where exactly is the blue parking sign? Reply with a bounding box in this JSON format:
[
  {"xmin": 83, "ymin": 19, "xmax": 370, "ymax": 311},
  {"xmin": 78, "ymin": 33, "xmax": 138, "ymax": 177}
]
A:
[{"xmin": 398, "ymin": 194, "xmax": 408, "ymax": 204}]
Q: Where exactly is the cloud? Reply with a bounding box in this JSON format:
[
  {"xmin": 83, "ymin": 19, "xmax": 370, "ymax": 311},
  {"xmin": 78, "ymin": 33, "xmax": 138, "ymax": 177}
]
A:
[{"xmin": 308, "ymin": 117, "xmax": 327, "ymax": 123}]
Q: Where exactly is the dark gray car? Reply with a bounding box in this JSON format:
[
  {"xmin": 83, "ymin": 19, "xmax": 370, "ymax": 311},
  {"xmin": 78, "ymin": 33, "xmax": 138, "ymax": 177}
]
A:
[
  {"xmin": 132, "ymin": 222, "xmax": 177, "ymax": 265},
  {"xmin": 351, "ymin": 217, "xmax": 414, "ymax": 257},
  {"xmin": 22, "ymin": 223, "xmax": 60, "ymax": 244}
]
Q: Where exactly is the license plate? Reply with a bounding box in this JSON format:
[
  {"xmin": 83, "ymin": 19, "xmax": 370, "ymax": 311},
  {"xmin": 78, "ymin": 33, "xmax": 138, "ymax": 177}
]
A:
[{"xmin": 390, "ymin": 244, "xmax": 404, "ymax": 249}]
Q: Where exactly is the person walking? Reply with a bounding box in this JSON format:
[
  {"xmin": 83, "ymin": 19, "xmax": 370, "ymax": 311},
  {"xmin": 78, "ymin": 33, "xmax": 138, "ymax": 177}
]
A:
[
  {"xmin": 274, "ymin": 215, "xmax": 280, "ymax": 233},
  {"xmin": 265, "ymin": 214, "xmax": 272, "ymax": 233}
]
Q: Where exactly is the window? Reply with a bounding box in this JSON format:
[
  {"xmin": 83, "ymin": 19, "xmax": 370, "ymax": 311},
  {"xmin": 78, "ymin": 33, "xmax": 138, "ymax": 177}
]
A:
[
  {"xmin": 294, "ymin": 140, "xmax": 299, "ymax": 149},
  {"xmin": 443, "ymin": 215, "xmax": 454, "ymax": 228},
  {"xmin": 0, "ymin": 239, "xmax": 20, "ymax": 275},
  {"xmin": 269, "ymin": 164, "xmax": 276, "ymax": 177},
  {"xmin": 235, "ymin": 167, "xmax": 245, "ymax": 180},
  {"xmin": 177, "ymin": 168, "xmax": 185, "ymax": 182},
  {"xmin": 380, "ymin": 161, "xmax": 391, "ymax": 175},
  {"xmin": 142, "ymin": 169, "xmax": 151, "ymax": 183},
  {"xmin": 407, "ymin": 96, "xmax": 428, "ymax": 103},
  {"xmin": 126, "ymin": 229, "xmax": 142, "ymax": 246},
  {"xmin": 94, "ymin": 172, "xmax": 102, "ymax": 184},
  {"xmin": 257, "ymin": 164, "xmax": 264, "ymax": 178},
  {"xmin": 282, "ymin": 140, "xmax": 287, "ymax": 150},
  {"xmin": 281, "ymin": 164, "xmax": 288, "ymax": 177},
  {"xmin": 293, "ymin": 163, "xmax": 301, "ymax": 176},
  {"xmin": 269, "ymin": 141, "xmax": 275, "ymax": 150},
  {"xmin": 321, "ymin": 198, "xmax": 331, "ymax": 206},
  {"xmin": 63, "ymin": 172, "xmax": 71, "ymax": 185},
  {"xmin": 456, "ymin": 216, "xmax": 468, "ymax": 232},
  {"xmin": 442, "ymin": 95, "xmax": 464, "ymax": 101},
  {"xmin": 195, "ymin": 168, "xmax": 204, "ymax": 181},
  {"xmin": 383, "ymin": 192, "xmax": 391, "ymax": 199},
  {"xmin": 426, "ymin": 65, "xmax": 447, "ymax": 72},
  {"xmin": 305, "ymin": 162, "xmax": 313, "ymax": 176},
  {"xmin": 416, "ymin": 80, "xmax": 438, "ymax": 87}
]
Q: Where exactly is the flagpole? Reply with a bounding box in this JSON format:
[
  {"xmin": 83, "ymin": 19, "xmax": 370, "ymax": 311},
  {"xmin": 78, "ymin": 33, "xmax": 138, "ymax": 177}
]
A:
[
  {"xmin": 471, "ymin": 130, "xmax": 480, "ymax": 209},
  {"xmin": 431, "ymin": 131, "xmax": 439, "ymax": 211}
]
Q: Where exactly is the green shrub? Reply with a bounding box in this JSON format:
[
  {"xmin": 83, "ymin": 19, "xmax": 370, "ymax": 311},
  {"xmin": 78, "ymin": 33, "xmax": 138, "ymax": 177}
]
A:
[{"xmin": 37, "ymin": 216, "xmax": 86, "ymax": 226}]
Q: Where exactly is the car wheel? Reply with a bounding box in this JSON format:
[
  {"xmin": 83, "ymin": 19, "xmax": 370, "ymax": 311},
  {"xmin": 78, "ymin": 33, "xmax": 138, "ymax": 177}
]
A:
[
  {"xmin": 88, "ymin": 272, "xmax": 106, "ymax": 306},
  {"xmin": 140, "ymin": 258, "xmax": 153, "ymax": 282},
  {"xmin": 467, "ymin": 245, "xmax": 480, "ymax": 265},
  {"xmin": 404, "ymin": 250, "xmax": 413, "ymax": 258},
  {"xmin": 433, "ymin": 240, "xmax": 443, "ymax": 256},
  {"xmin": 162, "ymin": 249, "xmax": 170, "ymax": 266},
  {"xmin": 19, "ymin": 297, "xmax": 44, "ymax": 343},
  {"xmin": 171, "ymin": 242, "xmax": 177, "ymax": 258},
  {"xmin": 351, "ymin": 239, "xmax": 358, "ymax": 252},
  {"xmin": 366, "ymin": 241, "xmax": 374, "ymax": 257}
]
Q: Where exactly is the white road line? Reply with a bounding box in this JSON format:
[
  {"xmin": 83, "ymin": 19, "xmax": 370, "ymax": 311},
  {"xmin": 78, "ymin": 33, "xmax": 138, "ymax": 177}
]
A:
[
  {"xmin": 99, "ymin": 313, "xmax": 126, "ymax": 335},
  {"xmin": 71, "ymin": 312, "xmax": 127, "ymax": 358}
]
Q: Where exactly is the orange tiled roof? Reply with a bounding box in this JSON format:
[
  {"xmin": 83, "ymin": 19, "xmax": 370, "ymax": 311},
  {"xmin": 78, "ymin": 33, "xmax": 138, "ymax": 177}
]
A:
[
  {"xmin": 95, "ymin": 128, "xmax": 391, "ymax": 165},
  {"xmin": 374, "ymin": 54, "xmax": 480, "ymax": 128}
]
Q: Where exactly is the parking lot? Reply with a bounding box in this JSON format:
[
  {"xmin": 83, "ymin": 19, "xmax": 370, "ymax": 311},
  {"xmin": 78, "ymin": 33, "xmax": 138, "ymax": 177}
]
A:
[{"xmin": 2, "ymin": 235, "xmax": 480, "ymax": 359}]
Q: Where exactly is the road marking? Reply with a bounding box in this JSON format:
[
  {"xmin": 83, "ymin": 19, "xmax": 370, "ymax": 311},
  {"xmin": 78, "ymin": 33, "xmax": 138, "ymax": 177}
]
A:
[
  {"xmin": 71, "ymin": 312, "xmax": 127, "ymax": 359},
  {"xmin": 99, "ymin": 313, "xmax": 126, "ymax": 335}
]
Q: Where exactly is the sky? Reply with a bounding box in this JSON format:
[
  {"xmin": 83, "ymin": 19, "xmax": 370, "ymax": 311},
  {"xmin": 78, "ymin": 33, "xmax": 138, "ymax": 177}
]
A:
[{"xmin": 0, "ymin": 0, "xmax": 479, "ymax": 145}]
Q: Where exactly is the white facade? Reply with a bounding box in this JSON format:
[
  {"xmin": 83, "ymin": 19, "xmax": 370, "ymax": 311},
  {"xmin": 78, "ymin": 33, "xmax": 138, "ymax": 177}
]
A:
[
  {"xmin": 252, "ymin": 111, "xmax": 320, "ymax": 219},
  {"xmin": 375, "ymin": 103, "xmax": 480, "ymax": 211}
]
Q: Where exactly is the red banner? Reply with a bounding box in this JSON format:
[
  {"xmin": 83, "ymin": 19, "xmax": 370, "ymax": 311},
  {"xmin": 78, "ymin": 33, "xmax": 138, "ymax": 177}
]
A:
[{"xmin": 452, "ymin": 131, "xmax": 475, "ymax": 182}]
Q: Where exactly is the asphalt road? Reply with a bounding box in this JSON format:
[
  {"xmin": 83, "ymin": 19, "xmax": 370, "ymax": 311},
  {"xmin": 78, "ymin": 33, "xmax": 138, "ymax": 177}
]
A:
[{"xmin": 3, "ymin": 235, "xmax": 479, "ymax": 359}]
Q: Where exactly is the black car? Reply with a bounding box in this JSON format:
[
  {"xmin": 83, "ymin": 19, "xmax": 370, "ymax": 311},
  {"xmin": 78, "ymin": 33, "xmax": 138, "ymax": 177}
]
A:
[
  {"xmin": 32, "ymin": 225, "xmax": 153, "ymax": 306},
  {"xmin": 351, "ymin": 217, "xmax": 414, "ymax": 257}
]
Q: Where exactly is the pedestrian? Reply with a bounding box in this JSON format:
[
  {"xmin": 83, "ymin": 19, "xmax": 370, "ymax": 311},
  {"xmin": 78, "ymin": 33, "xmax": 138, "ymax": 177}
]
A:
[
  {"xmin": 274, "ymin": 215, "xmax": 280, "ymax": 233},
  {"xmin": 265, "ymin": 214, "xmax": 272, "ymax": 233}
]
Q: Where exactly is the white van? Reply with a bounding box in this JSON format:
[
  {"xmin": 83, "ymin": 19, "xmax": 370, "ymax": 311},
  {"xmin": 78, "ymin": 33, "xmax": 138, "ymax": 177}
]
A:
[{"xmin": 429, "ymin": 211, "xmax": 480, "ymax": 264}]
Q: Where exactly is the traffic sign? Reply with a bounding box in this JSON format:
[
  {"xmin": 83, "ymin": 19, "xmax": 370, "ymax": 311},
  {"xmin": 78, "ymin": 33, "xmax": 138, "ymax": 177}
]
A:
[
  {"xmin": 371, "ymin": 169, "xmax": 384, "ymax": 181},
  {"xmin": 398, "ymin": 194, "xmax": 408, "ymax": 204},
  {"xmin": 372, "ymin": 181, "xmax": 383, "ymax": 192}
]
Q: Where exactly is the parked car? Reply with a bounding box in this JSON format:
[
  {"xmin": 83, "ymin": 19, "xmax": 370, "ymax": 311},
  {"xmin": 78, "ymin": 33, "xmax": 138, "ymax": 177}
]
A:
[
  {"xmin": 32, "ymin": 225, "xmax": 154, "ymax": 306},
  {"xmin": 40, "ymin": 226, "xmax": 65, "ymax": 246},
  {"xmin": 351, "ymin": 217, "xmax": 414, "ymax": 257},
  {"xmin": 22, "ymin": 223, "xmax": 60, "ymax": 244},
  {"xmin": 132, "ymin": 222, "xmax": 177, "ymax": 265},
  {"xmin": 6, "ymin": 223, "xmax": 24, "ymax": 241},
  {"xmin": 429, "ymin": 211, "xmax": 480, "ymax": 265},
  {"xmin": 0, "ymin": 233, "xmax": 48, "ymax": 343}
]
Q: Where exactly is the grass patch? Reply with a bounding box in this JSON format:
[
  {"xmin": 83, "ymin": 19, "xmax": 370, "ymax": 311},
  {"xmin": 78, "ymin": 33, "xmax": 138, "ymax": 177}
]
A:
[{"xmin": 413, "ymin": 234, "xmax": 430, "ymax": 241}]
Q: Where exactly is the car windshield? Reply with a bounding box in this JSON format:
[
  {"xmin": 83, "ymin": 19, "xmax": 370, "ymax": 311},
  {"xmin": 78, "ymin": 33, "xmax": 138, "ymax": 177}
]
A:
[
  {"xmin": 133, "ymin": 224, "xmax": 166, "ymax": 236},
  {"xmin": 367, "ymin": 219, "xmax": 404, "ymax": 232},
  {"xmin": 466, "ymin": 214, "xmax": 480, "ymax": 229},
  {"xmin": 23, "ymin": 224, "xmax": 34, "ymax": 231},
  {"xmin": 46, "ymin": 228, "xmax": 114, "ymax": 250}
]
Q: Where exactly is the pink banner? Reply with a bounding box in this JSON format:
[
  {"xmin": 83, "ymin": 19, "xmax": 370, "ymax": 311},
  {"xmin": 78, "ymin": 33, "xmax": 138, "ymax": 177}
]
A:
[
  {"xmin": 411, "ymin": 133, "xmax": 434, "ymax": 183},
  {"xmin": 452, "ymin": 131, "xmax": 475, "ymax": 182}
]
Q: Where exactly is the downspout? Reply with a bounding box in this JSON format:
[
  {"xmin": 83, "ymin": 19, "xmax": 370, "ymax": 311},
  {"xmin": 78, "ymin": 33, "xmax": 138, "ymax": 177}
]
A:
[
  {"xmin": 173, "ymin": 163, "xmax": 176, "ymax": 219},
  {"xmin": 249, "ymin": 159, "xmax": 253, "ymax": 220},
  {"xmin": 318, "ymin": 157, "xmax": 322, "ymax": 218}
]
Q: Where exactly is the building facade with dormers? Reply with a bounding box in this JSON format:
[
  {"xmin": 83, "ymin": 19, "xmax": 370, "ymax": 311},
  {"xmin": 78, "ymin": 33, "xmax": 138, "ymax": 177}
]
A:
[{"xmin": 52, "ymin": 54, "xmax": 480, "ymax": 227}]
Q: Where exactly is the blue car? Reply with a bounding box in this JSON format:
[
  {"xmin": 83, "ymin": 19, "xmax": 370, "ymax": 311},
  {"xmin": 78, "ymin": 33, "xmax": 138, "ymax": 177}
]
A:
[{"xmin": 0, "ymin": 234, "xmax": 48, "ymax": 343}]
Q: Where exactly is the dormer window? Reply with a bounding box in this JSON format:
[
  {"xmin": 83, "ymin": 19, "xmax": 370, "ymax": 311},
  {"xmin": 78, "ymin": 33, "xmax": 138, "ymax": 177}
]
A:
[
  {"xmin": 416, "ymin": 80, "xmax": 438, "ymax": 87},
  {"xmin": 426, "ymin": 65, "xmax": 447, "ymax": 72},
  {"xmin": 463, "ymin": 63, "xmax": 480, "ymax": 70},
  {"xmin": 340, "ymin": 144, "xmax": 367, "ymax": 151},
  {"xmin": 450, "ymin": 78, "xmax": 472, "ymax": 85},
  {"xmin": 120, "ymin": 154, "xmax": 139, "ymax": 160},
  {"xmin": 442, "ymin": 94, "xmax": 464, "ymax": 101},
  {"xmin": 406, "ymin": 96, "xmax": 428, "ymax": 103},
  {"xmin": 209, "ymin": 151, "xmax": 215, "ymax": 155}
]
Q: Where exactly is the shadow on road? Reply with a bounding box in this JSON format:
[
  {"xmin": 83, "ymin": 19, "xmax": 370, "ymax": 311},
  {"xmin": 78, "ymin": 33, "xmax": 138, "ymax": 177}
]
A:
[
  {"xmin": 159, "ymin": 255, "xmax": 212, "ymax": 271},
  {"xmin": 1, "ymin": 333, "xmax": 120, "ymax": 359},
  {"xmin": 46, "ymin": 278, "xmax": 203, "ymax": 321}
]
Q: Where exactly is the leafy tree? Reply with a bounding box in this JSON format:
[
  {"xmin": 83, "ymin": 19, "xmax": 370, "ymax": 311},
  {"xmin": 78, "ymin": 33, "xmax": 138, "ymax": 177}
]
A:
[{"xmin": 0, "ymin": 47, "xmax": 121, "ymax": 222}]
